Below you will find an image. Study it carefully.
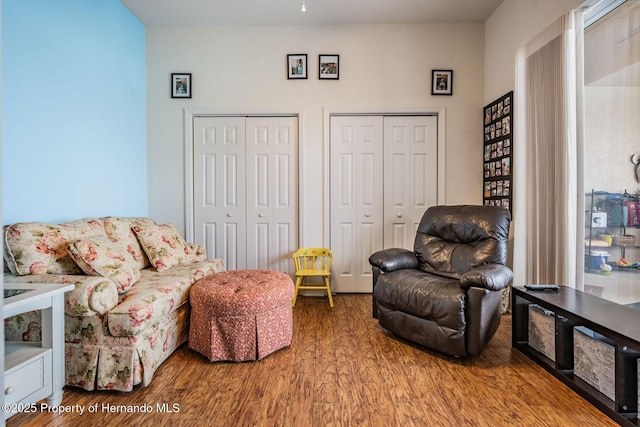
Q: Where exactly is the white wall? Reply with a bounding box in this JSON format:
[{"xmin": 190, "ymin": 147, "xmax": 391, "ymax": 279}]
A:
[
  {"xmin": 484, "ymin": 0, "xmax": 584, "ymax": 104},
  {"xmin": 585, "ymin": 87, "xmax": 640, "ymax": 193},
  {"xmin": 146, "ymin": 23, "xmax": 485, "ymax": 245}
]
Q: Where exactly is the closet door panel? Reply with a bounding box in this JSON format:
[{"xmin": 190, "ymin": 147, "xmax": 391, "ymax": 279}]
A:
[
  {"xmin": 250, "ymin": 223, "xmax": 270, "ymax": 270},
  {"xmin": 384, "ymin": 116, "xmax": 438, "ymax": 250},
  {"xmin": 330, "ymin": 116, "xmax": 383, "ymax": 293},
  {"xmin": 194, "ymin": 115, "xmax": 297, "ymax": 273},
  {"xmin": 194, "ymin": 116, "xmax": 246, "ymax": 270},
  {"xmin": 246, "ymin": 117, "xmax": 298, "ymax": 273},
  {"xmin": 335, "ymin": 222, "xmax": 355, "ymax": 283},
  {"xmin": 357, "ymin": 146, "xmax": 383, "ymax": 293},
  {"xmin": 412, "ymin": 119, "xmax": 439, "ymax": 211},
  {"xmin": 330, "ymin": 114, "xmax": 439, "ymax": 293}
]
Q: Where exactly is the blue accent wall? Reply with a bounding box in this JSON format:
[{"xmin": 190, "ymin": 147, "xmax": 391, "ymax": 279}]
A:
[{"xmin": 1, "ymin": 0, "xmax": 147, "ymax": 224}]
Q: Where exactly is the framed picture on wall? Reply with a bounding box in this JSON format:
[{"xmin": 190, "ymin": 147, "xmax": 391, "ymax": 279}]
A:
[
  {"xmin": 287, "ymin": 54, "xmax": 307, "ymax": 79},
  {"xmin": 171, "ymin": 73, "xmax": 191, "ymax": 98},
  {"xmin": 431, "ymin": 69, "xmax": 453, "ymax": 95},
  {"xmin": 319, "ymin": 54, "xmax": 339, "ymax": 79}
]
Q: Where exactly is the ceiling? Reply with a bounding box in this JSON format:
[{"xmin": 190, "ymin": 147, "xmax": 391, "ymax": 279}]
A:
[{"xmin": 120, "ymin": 0, "xmax": 505, "ymax": 27}]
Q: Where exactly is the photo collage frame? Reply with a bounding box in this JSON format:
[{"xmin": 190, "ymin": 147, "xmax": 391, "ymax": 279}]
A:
[{"xmin": 483, "ymin": 91, "xmax": 513, "ymax": 211}]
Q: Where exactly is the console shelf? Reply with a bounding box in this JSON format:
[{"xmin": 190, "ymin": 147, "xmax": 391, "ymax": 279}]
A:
[
  {"xmin": 3, "ymin": 283, "xmax": 73, "ymax": 419},
  {"xmin": 512, "ymin": 286, "xmax": 640, "ymax": 426}
]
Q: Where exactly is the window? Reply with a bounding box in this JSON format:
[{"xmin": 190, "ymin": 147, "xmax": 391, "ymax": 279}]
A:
[{"xmin": 583, "ymin": 0, "xmax": 640, "ymax": 306}]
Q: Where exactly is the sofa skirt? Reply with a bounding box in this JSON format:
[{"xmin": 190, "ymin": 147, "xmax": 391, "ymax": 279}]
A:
[{"xmin": 65, "ymin": 304, "xmax": 190, "ymax": 391}]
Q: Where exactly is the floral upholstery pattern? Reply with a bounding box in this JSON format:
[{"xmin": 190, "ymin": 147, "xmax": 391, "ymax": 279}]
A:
[
  {"xmin": 133, "ymin": 223, "xmax": 195, "ymax": 272},
  {"xmin": 4, "ymin": 310, "xmax": 41, "ymax": 342},
  {"xmin": 65, "ymin": 306, "xmax": 191, "ymax": 391},
  {"xmin": 108, "ymin": 261, "xmax": 223, "ymax": 337},
  {"xmin": 187, "ymin": 243, "xmax": 208, "ymax": 263},
  {"xmin": 3, "ymin": 217, "xmax": 225, "ymax": 392},
  {"xmin": 4, "ymin": 218, "xmax": 106, "ymax": 276},
  {"xmin": 5, "ymin": 273, "xmax": 119, "ymax": 316},
  {"xmin": 68, "ymin": 235, "xmax": 141, "ymax": 294},
  {"xmin": 103, "ymin": 217, "xmax": 154, "ymax": 270},
  {"xmin": 189, "ymin": 270, "xmax": 294, "ymax": 362}
]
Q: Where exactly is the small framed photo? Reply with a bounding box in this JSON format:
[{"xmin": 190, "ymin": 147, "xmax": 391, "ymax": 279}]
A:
[
  {"xmin": 592, "ymin": 212, "xmax": 608, "ymax": 228},
  {"xmin": 431, "ymin": 69, "xmax": 453, "ymax": 96},
  {"xmin": 287, "ymin": 54, "xmax": 307, "ymax": 79},
  {"xmin": 319, "ymin": 54, "xmax": 339, "ymax": 80},
  {"xmin": 171, "ymin": 73, "xmax": 191, "ymax": 98}
]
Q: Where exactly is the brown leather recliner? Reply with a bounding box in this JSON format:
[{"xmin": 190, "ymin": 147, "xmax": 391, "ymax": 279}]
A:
[{"xmin": 369, "ymin": 205, "xmax": 512, "ymax": 357}]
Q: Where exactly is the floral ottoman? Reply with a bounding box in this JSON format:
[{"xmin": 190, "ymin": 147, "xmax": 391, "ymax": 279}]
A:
[{"xmin": 189, "ymin": 270, "xmax": 294, "ymax": 362}]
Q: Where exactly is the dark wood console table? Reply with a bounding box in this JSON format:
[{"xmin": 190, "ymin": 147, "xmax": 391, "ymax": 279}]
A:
[{"xmin": 512, "ymin": 286, "xmax": 640, "ymax": 426}]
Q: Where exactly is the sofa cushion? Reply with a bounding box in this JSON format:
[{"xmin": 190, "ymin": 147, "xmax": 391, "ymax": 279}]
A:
[
  {"xmin": 102, "ymin": 217, "xmax": 155, "ymax": 270},
  {"xmin": 107, "ymin": 259, "xmax": 224, "ymax": 337},
  {"xmin": 68, "ymin": 235, "xmax": 141, "ymax": 294},
  {"xmin": 187, "ymin": 243, "xmax": 208, "ymax": 263},
  {"xmin": 132, "ymin": 223, "xmax": 194, "ymax": 272},
  {"xmin": 4, "ymin": 219, "xmax": 106, "ymax": 275}
]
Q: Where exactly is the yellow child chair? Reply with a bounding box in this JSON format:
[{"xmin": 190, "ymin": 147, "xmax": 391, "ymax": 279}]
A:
[{"xmin": 292, "ymin": 248, "xmax": 334, "ymax": 307}]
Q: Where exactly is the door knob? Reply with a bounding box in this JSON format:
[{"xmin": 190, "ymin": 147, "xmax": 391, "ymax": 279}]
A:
[
  {"xmin": 364, "ymin": 213, "xmax": 371, "ymax": 217},
  {"xmin": 396, "ymin": 213, "xmax": 403, "ymax": 218},
  {"xmin": 227, "ymin": 213, "xmax": 233, "ymax": 218},
  {"xmin": 258, "ymin": 214, "xmax": 264, "ymax": 218}
]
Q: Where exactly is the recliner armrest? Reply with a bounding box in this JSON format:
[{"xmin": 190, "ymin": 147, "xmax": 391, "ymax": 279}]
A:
[
  {"xmin": 459, "ymin": 264, "xmax": 513, "ymax": 291},
  {"xmin": 369, "ymin": 248, "xmax": 418, "ymax": 272}
]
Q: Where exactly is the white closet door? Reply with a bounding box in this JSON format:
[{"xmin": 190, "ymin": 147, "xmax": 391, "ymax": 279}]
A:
[
  {"xmin": 383, "ymin": 115, "xmax": 438, "ymax": 250},
  {"xmin": 246, "ymin": 117, "xmax": 298, "ymax": 274},
  {"xmin": 193, "ymin": 116, "xmax": 298, "ymax": 274},
  {"xmin": 193, "ymin": 116, "xmax": 247, "ymax": 270},
  {"xmin": 330, "ymin": 114, "xmax": 439, "ymax": 293},
  {"xmin": 330, "ymin": 116, "xmax": 384, "ymax": 293}
]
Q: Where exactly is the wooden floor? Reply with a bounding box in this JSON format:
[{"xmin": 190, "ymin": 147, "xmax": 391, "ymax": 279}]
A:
[{"xmin": 8, "ymin": 294, "xmax": 616, "ymax": 427}]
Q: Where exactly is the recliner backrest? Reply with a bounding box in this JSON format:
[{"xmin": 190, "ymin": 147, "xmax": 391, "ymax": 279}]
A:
[{"xmin": 414, "ymin": 205, "xmax": 511, "ymax": 278}]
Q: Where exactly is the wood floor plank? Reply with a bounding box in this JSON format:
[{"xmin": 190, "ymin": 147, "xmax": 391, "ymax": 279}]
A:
[
  {"xmin": 360, "ymin": 382, "xmax": 398, "ymax": 426},
  {"xmin": 6, "ymin": 294, "xmax": 618, "ymax": 427},
  {"xmin": 284, "ymin": 372, "xmax": 314, "ymax": 427}
]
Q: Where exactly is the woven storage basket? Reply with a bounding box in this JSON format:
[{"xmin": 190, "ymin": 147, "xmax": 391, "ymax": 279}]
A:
[{"xmin": 613, "ymin": 234, "xmax": 636, "ymax": 247}]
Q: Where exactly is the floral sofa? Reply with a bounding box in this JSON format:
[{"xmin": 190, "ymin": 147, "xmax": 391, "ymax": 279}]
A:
[{"xmin": 3, "ymin": 217, "xmax": 224, "ymax": 392}]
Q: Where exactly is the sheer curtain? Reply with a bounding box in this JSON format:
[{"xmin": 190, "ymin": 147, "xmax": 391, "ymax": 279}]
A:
[{"xmin": 513, "ymin": 11, "xmax": 585, "ymax": 288}]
